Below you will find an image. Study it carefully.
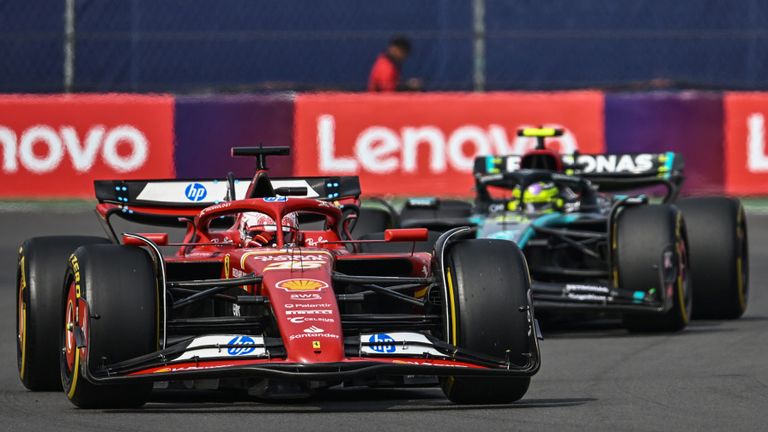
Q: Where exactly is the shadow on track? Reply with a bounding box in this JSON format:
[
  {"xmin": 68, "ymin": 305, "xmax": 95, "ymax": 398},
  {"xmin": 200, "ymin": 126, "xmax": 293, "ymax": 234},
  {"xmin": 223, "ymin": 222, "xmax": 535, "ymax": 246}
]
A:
[
  {"xmin": 104, "ymin": 388, "xmax": 594, "ymax": 414},
  {"xmin": 730, "ymin": 315, "xmax": 768, "ymax": 322},
  {"xmin": 539, "ymin": 316, "xmax": 736, "ymax": 340}
]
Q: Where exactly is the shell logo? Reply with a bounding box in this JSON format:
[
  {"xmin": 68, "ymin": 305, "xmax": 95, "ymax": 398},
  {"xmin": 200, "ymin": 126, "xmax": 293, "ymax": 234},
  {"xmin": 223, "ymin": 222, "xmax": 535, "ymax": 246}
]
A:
[{"xmin": 275, "ymin": 278, "xmax": 329, "ymax": 292}]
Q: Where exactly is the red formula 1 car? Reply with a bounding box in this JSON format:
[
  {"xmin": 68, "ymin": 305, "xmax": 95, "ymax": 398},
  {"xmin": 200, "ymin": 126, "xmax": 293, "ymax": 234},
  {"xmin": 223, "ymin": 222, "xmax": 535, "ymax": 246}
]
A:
[{"xmin": 16, "ymin": 147, "xmax": 540, "ymax": 408}]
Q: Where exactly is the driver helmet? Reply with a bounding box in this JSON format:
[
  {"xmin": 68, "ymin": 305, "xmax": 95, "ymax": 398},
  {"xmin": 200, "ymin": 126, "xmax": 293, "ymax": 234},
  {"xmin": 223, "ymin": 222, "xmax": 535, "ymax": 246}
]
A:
[
  {"xmin": 239, "ymin": 212, "xmax": 299, "ymax": 246},
  {"xmin": 507, "ymin": 182, "xmax": 564, "ymax": 214}
]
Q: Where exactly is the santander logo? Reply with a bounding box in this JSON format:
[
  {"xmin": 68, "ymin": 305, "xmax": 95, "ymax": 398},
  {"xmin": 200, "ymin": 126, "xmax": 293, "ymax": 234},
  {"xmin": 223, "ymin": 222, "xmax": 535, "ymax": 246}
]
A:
[
  {"xmin": 0, "ymin": 124, "xmax": 149, "ymax": 174},
  {"xmin": 315, "ymin": 114, "xmax": 579, "ymax": 175}
]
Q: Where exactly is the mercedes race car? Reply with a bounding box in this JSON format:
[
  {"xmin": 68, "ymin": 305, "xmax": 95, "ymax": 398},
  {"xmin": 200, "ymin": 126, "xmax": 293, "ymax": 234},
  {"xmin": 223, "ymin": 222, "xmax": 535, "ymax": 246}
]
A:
[
  {"xmin": 16, "ymin": 146, "xmax": 540, "ymax": 408},
  {"xmin": 373, "ymin": 128, "xmax": 748, "ymax": 332}
]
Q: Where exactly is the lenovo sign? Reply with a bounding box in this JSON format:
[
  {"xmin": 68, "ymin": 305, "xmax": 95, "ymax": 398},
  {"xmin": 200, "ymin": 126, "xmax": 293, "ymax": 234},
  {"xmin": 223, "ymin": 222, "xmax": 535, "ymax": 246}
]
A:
[
  {"xmin": 724, "ymin": 93, "xmax": 768, "ymax": 194},
  {"xmin": 1, "ymin": 125, "xmax": 148, "ymax": 174},
  {"xmin": 295, "ymin": 93, "xmax": 604, "ymax": 195},
  {"xmin": 0, "ymin": 95, "xmax": 174, "ymax": 198}
]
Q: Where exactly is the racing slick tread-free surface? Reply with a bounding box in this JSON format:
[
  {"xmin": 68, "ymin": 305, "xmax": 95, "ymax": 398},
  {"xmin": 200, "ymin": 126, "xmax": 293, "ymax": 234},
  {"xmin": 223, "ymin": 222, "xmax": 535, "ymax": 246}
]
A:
[
  {"xmin": 441, "ymin": 239, "xmax": 532, "ymax": 404},
  {"xmin": 60, "ymin": 244, "xmax": 157, "ymax": 408},
  {"xmin": 675, "ymin": 197, "xmax": 749, "ymax": 319},
  {"xmin": 352, "ymin": 207, "xmax": 398, "ymax": 238},
  {"xmin": 618, "ymin": 205, "xmax": 691, "ymax": 332},
  {"xmin": 16, "ymin": 236, "xmax": 109, "ymax": 391}
]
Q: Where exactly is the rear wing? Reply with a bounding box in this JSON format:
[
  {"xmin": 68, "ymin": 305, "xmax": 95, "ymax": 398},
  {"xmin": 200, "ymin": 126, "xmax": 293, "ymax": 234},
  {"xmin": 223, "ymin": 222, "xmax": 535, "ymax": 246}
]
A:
[
  {"xmin": 474, "ymin": 152, "xmax": 684, "ymax": 199},
  {"xmin": 94, "ymin": 176, "xmax": 361, "ymax": 238},
  {"xmin": 95, "ymin": 176, "xmax": 361, "ymax": 208}
]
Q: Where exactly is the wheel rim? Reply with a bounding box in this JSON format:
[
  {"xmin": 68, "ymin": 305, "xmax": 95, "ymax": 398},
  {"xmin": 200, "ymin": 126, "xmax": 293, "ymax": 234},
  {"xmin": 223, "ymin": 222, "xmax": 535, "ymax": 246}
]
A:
[
  {"xmin": 64, "ymin": 280, "xmax": 77, "ymax": 372},
  {"xmin": 17, "ymin": 259, "xmax": 26, "ymax": 378},
  {"xmin": 677, "ymin": 235, "xmax": 691, "ymax": 323}
]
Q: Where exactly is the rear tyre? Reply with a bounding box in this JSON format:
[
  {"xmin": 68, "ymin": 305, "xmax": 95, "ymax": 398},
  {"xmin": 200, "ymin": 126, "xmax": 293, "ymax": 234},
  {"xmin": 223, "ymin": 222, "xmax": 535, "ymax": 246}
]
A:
[
  {"xmin": 60, "ymin": 244, "xmax": 157, "ymax": 408},
  {"xmin": 675, "ymin": 197, "xmax": 748, "ymax": 319},
  {"xmin": 352, "ymin": 207, "xmax": 398, "ymax": 238},
  {"xmin": 16, "ymin": 236, "xmax": 109, "ymax": 391},
  {"xmin": 618, "ymin": 205, "xmax": 691, "ymax": 333},
  {"xmin": 400, "ymin": 199, "xmax": 472, "ymax": 231},
  {"xmin": 440, "ymin": 239, "xmax": 533, "ymax": 404}
]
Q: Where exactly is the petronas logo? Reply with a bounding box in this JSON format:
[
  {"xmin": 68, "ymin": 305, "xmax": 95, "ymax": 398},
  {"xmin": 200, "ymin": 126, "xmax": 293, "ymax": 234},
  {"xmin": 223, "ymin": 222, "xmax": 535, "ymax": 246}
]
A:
[{"xmin": 276, "ymin": 278, "xmax": 328, "ymax": 292}]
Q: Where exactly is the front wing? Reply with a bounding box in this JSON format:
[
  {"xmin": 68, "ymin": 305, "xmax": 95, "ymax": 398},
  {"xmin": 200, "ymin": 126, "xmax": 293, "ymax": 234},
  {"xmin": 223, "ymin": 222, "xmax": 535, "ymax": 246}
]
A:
[
  {"xmin": 78, "ymin": 332, "xmax": 540, "ymax": 385},
  {"xmin": 531, "ymin": 279, "xmax": 672, "ymax": 314}
]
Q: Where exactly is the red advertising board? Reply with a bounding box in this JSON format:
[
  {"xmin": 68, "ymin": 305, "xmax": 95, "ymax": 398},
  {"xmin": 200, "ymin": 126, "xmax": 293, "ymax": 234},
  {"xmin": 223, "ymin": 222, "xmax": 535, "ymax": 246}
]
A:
[
  {"xmin": 294, "ymin": 92, "xmax": 604, "ymax": 196},
  {"xmin": 0, "ymin": 94, "xmax": 174, "ymax": 198},
  {"xmin": 724, "ymin": 92, "xmax": 768, "ymax": 195}
]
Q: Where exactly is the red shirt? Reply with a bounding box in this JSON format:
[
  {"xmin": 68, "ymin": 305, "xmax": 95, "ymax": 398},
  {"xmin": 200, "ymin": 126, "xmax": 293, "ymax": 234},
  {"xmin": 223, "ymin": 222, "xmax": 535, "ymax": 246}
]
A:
[{"xmin": 368, "ymin": 53, "xmax": 400, "ymax": 92}]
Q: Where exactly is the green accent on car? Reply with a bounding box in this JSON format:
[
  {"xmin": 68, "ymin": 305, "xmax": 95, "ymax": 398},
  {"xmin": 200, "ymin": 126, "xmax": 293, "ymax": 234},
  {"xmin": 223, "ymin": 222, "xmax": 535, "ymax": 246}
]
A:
[
  {"xmin": 660, "ymin": 152, "xmax": 675, "ymax": 179},
  {"xmin": 516, "ymin": 213, "xmax": 580, "ymax": 248}
]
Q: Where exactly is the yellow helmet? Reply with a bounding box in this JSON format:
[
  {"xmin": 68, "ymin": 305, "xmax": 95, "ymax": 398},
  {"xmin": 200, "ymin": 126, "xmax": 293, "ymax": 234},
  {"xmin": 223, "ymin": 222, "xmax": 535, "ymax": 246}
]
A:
[{"xmin": 507, "ymin": 182, "xmax": 563, "ymax": 213}]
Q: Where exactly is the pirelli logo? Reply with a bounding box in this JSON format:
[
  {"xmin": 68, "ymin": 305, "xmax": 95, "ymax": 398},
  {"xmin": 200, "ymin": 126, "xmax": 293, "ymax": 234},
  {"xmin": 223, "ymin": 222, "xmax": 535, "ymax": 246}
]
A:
[{"xmin": 69, "ymin": 255, "xmax": 81, "ymax": 298}]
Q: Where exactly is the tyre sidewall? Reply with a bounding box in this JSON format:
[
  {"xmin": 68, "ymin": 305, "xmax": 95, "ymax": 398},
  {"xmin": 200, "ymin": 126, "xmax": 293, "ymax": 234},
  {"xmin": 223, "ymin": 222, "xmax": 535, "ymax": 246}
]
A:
[{"xmin": 17, "ymin": 236, "xmax": 108, "ymax": 391}]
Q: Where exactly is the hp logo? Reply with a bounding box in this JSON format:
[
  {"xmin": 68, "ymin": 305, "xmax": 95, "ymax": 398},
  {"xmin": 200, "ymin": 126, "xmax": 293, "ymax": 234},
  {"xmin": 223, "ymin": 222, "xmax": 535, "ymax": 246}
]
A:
[
  {"xmin": 184, "ymin": 183, "xmax": 207, "ymax": 201},
  {"xmin": 227, "ymin": 335, "xmax": 256, "ymax": 356},
  {"xmin": 368, "ymin": 333, "xmax": 396, "ymax": 353}
]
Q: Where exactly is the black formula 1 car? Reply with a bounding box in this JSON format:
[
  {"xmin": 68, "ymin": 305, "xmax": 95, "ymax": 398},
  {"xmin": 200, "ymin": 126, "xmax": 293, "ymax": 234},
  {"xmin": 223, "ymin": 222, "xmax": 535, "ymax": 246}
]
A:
[
  {"xmin": 364, "ymin": 128, "xmax": 748, "ymax": 332},
  {"xmin": 16, "ymin": 146, "xmax": 540, "ymax": 408}
]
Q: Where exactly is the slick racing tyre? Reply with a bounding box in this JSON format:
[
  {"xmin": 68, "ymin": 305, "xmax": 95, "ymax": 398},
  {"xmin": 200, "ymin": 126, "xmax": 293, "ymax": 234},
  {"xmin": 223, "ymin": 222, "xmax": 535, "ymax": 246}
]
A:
[
  {"xmin": 61, "ymin": 244, "xmax": 157, "ymax": 408},
  {"xmin": 675, "ymin": 197, "xmax": 748, "ymax": 319},
  {"xmin": 17, "ymin": 236, "xmax": 109, "ymax": 391},
  {"xmin": 352, "ymin": 207, "xmax": 399, "ymax": 238},
  {"xmin": 618, "ymin": 205, "xmax": 692, "ymax": 333},
  {"xmin": 440, "ymin": 239, "xmax": 533, "ymax": 404}
]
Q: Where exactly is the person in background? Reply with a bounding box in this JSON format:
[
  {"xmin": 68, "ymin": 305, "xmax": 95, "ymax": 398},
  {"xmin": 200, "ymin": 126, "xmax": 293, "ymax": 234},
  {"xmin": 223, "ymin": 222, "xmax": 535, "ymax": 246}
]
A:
[{"xmin": 368, "ymin": 35, "xmax": 422, "ymax": 92}]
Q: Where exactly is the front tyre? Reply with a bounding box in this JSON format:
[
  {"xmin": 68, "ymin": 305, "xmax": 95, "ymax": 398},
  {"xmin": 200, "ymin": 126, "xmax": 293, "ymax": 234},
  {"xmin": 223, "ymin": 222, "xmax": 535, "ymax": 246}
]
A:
[
  {"xmin": 440, "ymin": 239, "xmax": 534, "ymax": 404},
  {"xmin": 61, "ymin": 245, "xmax": 157, "ymax": 408},
  {"xmin": 17, "ymin": 236, "xmax": 109, "ymax": 391},
  {"xmin": 618, "ymin": 205, "xmax": 691, "ymax": 333}
]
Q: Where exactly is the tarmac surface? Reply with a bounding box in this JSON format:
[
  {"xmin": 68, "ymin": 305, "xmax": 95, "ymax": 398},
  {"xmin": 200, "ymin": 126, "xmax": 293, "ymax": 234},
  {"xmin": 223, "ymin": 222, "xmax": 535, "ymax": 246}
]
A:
[{"xmin": 1, "ymin": 209, "xmax": 766, "ymax": 432}]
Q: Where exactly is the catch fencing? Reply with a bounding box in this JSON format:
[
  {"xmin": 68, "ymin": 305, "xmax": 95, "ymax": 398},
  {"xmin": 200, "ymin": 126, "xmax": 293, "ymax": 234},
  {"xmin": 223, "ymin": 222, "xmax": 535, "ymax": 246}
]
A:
[{"xmin": 4, "ymin": 1, "xmax": 768, "ymax": 93}]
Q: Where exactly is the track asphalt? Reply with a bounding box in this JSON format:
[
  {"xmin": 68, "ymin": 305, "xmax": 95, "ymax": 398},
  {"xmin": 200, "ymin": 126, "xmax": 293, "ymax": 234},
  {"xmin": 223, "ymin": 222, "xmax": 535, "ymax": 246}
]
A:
[{"xmin": 1, "ymin": 210, "xmax": 766, "ymax": 432}]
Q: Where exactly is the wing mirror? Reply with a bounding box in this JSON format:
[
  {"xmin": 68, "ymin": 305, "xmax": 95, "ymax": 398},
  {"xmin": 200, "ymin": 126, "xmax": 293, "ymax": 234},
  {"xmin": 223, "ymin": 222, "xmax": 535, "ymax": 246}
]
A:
[
  {"xmin": 122, "ymin": 233, "xmax": 169, "ymax": 246},
  {"xmin": 384, "ymin": 228, "xmax": 428, "ymax": 242},
  {"xmin": 273, "ymin": 186, "xmax": 308, "ymax": 196}
]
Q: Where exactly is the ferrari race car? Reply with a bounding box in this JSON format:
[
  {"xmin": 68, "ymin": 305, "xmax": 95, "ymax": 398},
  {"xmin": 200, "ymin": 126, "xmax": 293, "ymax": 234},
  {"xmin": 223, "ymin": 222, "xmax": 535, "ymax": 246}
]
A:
[
  {"xmin": 16, "ymin": 146, "xmax": 540, "ymax": 408},
  {"xmin": 376, "ymin": 128, "xmax": 748, "ymax": 332}
]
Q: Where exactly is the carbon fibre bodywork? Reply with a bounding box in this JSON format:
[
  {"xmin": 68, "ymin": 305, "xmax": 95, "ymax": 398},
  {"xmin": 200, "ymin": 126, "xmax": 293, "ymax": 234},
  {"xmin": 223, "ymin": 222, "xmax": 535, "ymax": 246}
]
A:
[
  {"xmin": 49, "ymin": 147, "xmax": 540, "ymax": 401},
  {"xmin": 399, "ymin": 151, "xmax": 686, "ymax": 315}
]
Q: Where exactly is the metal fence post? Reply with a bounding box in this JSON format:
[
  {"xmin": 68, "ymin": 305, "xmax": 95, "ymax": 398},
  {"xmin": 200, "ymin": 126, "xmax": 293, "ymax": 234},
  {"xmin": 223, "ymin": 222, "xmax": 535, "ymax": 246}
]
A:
[
  {"xmin": 64, "ymin": 0, "xmax": 76, "ymax": 93},
  {"xmin": 472, "ymin": 0, "xmax": 486, "ymax": 92}
]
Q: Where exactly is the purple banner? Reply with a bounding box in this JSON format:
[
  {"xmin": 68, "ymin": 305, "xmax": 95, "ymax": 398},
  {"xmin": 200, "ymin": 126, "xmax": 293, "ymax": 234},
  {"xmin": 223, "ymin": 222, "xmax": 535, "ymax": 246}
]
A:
[
  {"xmin": 174, "ymin": 94, "xmax": 295, "ymax": 179},
  {"xmin": 605, "ymin": 92, "xmax": 724, "ymax": 194}
]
